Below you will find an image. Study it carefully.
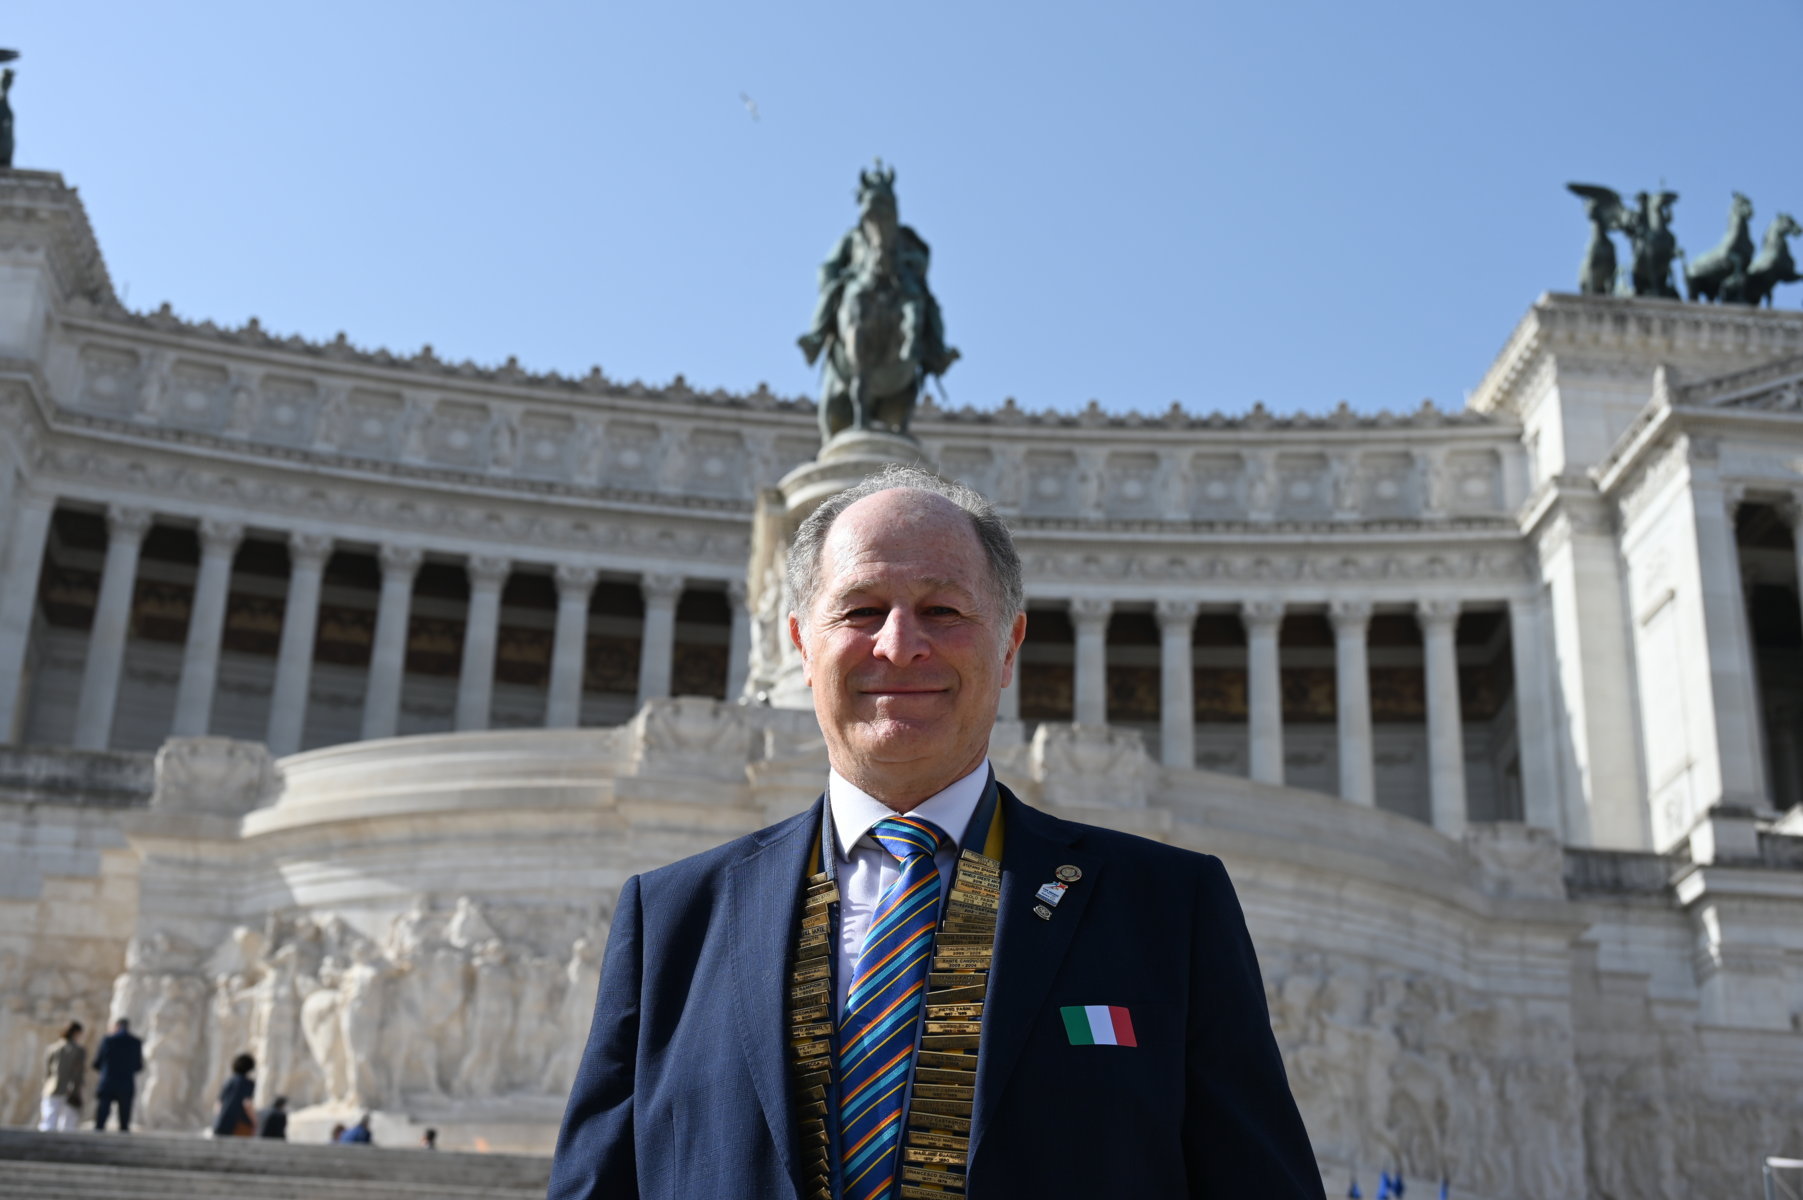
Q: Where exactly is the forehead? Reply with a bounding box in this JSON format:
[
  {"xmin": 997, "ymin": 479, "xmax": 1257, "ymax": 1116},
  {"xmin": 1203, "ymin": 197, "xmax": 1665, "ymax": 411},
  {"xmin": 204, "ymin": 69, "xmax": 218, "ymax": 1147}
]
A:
[{"xmin": 818, "ymin": 490, "xmax": 987, "ymax": 586}]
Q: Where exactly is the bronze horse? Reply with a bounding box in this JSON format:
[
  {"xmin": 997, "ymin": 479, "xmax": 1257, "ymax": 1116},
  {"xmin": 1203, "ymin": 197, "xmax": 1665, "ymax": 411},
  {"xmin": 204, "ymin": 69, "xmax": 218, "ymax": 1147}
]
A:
[
  {"xmin": 1686, "ymin": 193, "xmax": 1756, "ymax": 303},
  {"xmin": 1745, "ymin": 213, "xmax": 1802, "ymax": 308}
]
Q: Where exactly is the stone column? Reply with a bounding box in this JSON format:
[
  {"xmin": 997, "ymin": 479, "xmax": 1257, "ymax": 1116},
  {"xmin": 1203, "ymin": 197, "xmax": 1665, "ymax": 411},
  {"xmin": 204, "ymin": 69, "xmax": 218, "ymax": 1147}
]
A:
[
  {"xmin": 1791, "ymin": 491, "xmax": 1803, "ymax": 647},
  {"xmin": 1069, "ymin": 597, "xmax": 1113, "ymax": 727},
  {"xmin": 72, "ymin": 505, "xmax": 155, "ymax": 750},
  {"xmin": 1156, "ymin": 599, "xmax": 1199, "ymax": 768},
  {"xmin": 455, "ymin": 555, "xmax": 512, "ymax": 732},
  {"xmin": 0, "ymin": 492, "xmax": 55, "ymax": 743},
  {"xmin": 361, "ymin": 544, "xmax": 423, "ymax": 741},
  {"xmin": 1507, "ymin": 593, "xmax": 1564, "ymax": 835},
  {"xmin": 1418, "ymin": 598, "xmax": 1467, "ymax": 836},
  {"xmin": 1328, "ymin": 599, "xmax": 1375, "ymax": 806},
  {"xmin": 636, "ymin": 572, "xmax": 684, "ymax": 706},
  {"xmin": 546, "ymin": 563, "xmax": 598, "ymax": 729},
  {"xmin": 1242, "ymin": 599, "xmax": 1285, "ymax": 784},
  {"xmin": 265, "ymin": 532, "xmax": 334, "ymax": 757},
  {"xmin": 1701, "ymin": 485, "xmax": 1768, "ymax": 805},
  {"xmin": 170, "ymin": 519, "xmax": 244, "ymax": 737},
  {"xmin": 724, "ymin": 579, "xmax": 752, "ymax": 703}
]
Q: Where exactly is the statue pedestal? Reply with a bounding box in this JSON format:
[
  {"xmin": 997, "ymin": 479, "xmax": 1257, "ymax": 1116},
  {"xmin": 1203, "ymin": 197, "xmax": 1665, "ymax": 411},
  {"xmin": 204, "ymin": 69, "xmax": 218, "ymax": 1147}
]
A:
[{"xmin": 740, "ymin": 431, "xmax": 938, "ymax": 709}]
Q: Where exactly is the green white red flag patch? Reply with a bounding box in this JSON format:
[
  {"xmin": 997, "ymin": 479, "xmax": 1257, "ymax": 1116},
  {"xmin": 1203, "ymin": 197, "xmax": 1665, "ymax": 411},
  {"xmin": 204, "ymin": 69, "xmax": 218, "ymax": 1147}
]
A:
[{"xmin": 1060, "ymin": 1005, "xmax": 1137, "ymax": 1046}]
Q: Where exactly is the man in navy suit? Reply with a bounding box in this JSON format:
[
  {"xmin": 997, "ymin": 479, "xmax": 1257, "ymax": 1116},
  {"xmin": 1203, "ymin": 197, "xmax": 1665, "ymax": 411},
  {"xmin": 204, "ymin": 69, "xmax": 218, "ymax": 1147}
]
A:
[
  {"xmin": 549, "ymin": 466, "xmax": 1323, "ymax": 1199},
  {"xmin": 91, "ymin": 1017, "xmax": 144, "ymax": 1132}
]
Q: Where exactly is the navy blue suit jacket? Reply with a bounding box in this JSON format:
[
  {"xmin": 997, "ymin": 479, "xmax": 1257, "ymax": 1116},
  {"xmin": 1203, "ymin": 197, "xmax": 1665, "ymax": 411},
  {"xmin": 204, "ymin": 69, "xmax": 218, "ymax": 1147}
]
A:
[
  {"xmin": 548, "ymin": 787, "xmax": 1323, "ymax": 1199},
  {"xmin": 92, "ymin": 1030, "xmax": 143, "ymax": 1096}
]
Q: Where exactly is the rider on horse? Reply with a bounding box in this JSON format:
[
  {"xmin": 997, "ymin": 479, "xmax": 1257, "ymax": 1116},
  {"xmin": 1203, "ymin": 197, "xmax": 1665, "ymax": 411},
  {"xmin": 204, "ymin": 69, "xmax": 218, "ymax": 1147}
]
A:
[{"xmin": 798, "ymin": 181, "xmax": 957, "ymax": 379}]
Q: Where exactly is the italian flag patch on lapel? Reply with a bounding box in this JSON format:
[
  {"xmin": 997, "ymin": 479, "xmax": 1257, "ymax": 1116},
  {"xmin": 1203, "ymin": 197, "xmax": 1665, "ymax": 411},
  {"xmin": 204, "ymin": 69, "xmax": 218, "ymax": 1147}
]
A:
[{"xmin": 1060, "ymin": 1005, "xmax": 1137, "ymax": 1047}]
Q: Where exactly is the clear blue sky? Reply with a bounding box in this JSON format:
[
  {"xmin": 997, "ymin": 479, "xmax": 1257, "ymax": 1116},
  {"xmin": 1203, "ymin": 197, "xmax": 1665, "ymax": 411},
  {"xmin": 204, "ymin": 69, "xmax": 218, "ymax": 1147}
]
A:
[{"xmin": 9, "ymin": 1, "xmax": 1802, "ymax": 416}]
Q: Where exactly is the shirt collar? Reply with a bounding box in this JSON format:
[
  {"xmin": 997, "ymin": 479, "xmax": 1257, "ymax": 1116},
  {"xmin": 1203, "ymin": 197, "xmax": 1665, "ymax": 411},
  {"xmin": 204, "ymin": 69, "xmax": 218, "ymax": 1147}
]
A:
[{"xmin": 828, "ymin": 760, "xmax": 991, "ymax": 862}]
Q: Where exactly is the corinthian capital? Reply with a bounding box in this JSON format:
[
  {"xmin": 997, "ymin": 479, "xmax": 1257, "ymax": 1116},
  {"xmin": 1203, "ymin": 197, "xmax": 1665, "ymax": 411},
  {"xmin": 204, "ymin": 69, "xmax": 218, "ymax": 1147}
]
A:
[
  {"xmin": 378, "ymin": 544, "xmax": 425, "ymax": 577},
  {"xmin": 106, "ymin": 505, "xmax": 155, "ymax": 542},
  {"xmin": 467, "ymin": 555, "xmax": 513, "ymax": 587},
  {"xmin": 284, "ymin": 531, "xmax": 334, "ymax": 570},
  {"xmin": 641, "ymin": 572, "xmax": 686, "ymax": 604},
  {"xmin": 555, "ymin": 562, "xmax": 600, "ymax": 596},
  {"xmin": 1068, "ymin": 596, "xmax": 1114, "ymax": 628},
  {"xmin": 197, "ymin": 519, "xmax": 244, "ymax": 556},
  {"xmin": 1154, "ymin": 598, "xmax": 1200, "ymax": 629},
  {"xmin": 1415, "ymin": 597, "xmax": 1461, "ymax": 630}
]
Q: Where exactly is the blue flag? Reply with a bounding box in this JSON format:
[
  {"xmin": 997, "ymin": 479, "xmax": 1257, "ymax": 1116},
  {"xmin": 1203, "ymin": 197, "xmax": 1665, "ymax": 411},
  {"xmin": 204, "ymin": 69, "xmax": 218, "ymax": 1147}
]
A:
[
  {"xmin": 1347, "ymin": 1176, "xmax": 1362, "ymax": 1199},
  {"xmin": 1376, "ymin": 1172, "xmax": 1392, "ymax": 1199}
]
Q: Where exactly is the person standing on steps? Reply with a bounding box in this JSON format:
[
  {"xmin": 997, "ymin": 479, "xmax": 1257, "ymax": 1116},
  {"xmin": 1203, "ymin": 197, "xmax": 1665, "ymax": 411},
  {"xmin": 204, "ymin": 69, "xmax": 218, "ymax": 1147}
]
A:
[
  {"xmin": 211, "ymin": 1052, "xmax": 257, "ymax": 1137},
  {"xmin": 92, "ymin": 1017, "xmax": 144, "ymax": 1132},
  {"xmin": 257, "ymin": 1095, "xmax": 289, "ymax": 1139},
  {"xmin": 38, "ymin": 1020, "xmax": 85, "ymax": 1132}
]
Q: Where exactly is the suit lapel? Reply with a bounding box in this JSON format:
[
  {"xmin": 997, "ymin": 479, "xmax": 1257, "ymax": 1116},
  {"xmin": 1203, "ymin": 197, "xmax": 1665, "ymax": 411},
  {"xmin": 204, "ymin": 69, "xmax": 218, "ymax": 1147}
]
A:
[
  {"xmin": 970, "ymin": 789, "xmax": 1098, "ymax": 1162},
  {"xmin": 727, "ymin": 797, "xmax": 822, "ymax": 1198}
]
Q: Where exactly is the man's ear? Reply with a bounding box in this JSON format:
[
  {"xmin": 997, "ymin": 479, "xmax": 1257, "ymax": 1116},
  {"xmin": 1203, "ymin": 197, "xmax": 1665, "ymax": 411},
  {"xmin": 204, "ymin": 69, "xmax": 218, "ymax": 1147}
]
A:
[
  {"xmin": 788, "ymin": 613, "xmax": 813, "ymax": 686},
  {"xmin": 999, "ymin": 610, "xmax": 1027, "ymax": 688}
]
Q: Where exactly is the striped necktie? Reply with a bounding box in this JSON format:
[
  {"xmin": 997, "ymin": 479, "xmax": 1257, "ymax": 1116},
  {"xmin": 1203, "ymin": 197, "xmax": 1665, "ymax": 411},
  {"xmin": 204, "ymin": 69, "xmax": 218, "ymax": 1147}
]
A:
[{"xmin": 837, "ymin": 815, "xmax": 947, "ymax": 1200}]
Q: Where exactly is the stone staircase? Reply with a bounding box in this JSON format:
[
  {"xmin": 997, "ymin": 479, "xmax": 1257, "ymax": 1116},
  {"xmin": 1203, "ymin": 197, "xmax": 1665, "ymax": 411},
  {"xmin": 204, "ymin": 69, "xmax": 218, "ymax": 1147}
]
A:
[{"xmin": 0, "ymin": 1128, "xmax": 550, "ymax": 1199}]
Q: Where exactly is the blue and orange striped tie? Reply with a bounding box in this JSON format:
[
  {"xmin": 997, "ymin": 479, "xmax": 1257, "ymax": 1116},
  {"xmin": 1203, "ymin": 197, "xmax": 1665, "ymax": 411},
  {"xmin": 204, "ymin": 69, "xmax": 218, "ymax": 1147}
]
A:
[{"xmin": 836, "ymin": 815, "xmax": 946, "ymax": 1200}]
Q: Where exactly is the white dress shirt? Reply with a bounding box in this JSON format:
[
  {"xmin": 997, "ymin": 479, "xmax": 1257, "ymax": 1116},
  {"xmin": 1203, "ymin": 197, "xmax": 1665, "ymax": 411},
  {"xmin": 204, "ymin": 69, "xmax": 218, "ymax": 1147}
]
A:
[{"xmin": 827, "ymin": 760, "xmax": 989, "ymax": 1015}]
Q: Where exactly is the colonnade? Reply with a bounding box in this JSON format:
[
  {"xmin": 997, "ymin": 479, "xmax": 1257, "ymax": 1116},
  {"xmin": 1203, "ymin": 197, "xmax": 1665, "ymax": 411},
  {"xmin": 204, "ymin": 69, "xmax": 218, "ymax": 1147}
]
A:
[
  {"xmin": 0, "ymin": 499, "xmax": 753, "ymax": 757},
  {"xmin": 1006, "ymin": 593, "xmax": 1566, "ymax": 837}
]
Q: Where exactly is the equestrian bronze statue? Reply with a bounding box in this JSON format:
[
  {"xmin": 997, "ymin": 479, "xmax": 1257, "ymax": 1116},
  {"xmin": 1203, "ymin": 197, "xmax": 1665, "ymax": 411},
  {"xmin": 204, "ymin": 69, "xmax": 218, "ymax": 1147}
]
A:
[{"xmin": 798, "ymin": 163, "xmax": 959, "ymax": 442}]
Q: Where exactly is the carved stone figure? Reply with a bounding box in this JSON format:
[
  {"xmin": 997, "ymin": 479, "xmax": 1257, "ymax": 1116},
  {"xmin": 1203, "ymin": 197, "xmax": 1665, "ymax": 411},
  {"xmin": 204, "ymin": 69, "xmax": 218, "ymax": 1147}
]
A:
[
  {"xmin": 1745, "ymin": 212, "xmax": 1802, "ymax": 308},
  {"xmin": 337, "ymin": 941, "xmax": 388, "ymax": 1108},
  {"xmin": 1686, "ymin": 192, "xmax": 1757, "ymax": 303},
  {"xmin": 203, "ymin": 971, "xmax": 257, "ymax": 1106},
  {"xmin": 454, "ymin": 939, "xmax": 514, "ymax": 1097},
  {"xmin": 511, "ymin": 953, "xmax": 565, "ymax": 1090},
  {"xmin": 139, "ymin": 975, "xmax": 203, "ymax": 1130},
  {"xmin": 554, "ymin": 935, "xmax": 603, "ymax": 1093},
  {"xmin": 249, "ymin": 940, "xmax": 305, "ymax": 1106},
  {"xmin": 298, "ymin": 958, "xmax": 347, "ymax": 1102},
  {"xmin": 799, "ymin": 163, "xmax": 958, "ymax": 441}
]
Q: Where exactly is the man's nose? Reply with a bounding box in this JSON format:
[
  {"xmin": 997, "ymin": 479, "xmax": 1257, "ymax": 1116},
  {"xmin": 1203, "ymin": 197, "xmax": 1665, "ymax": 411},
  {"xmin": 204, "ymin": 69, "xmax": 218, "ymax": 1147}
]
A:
[{"xmin": 872, "ymin": 609, "xmax": 930, "ymax": 662}]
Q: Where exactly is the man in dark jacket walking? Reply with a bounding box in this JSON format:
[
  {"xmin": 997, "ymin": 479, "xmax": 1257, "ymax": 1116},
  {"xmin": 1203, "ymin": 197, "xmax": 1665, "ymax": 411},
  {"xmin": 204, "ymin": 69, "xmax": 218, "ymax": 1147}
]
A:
[{"xmin": 92, "ymin": 1018, "xmax": 144, "ymax": 1132}]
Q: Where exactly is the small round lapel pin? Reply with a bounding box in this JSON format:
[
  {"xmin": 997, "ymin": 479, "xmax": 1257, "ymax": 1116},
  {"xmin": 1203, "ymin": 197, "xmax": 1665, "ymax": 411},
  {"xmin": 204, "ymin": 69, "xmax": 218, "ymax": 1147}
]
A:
[
  {"xmin": 1033, "ymin": 904, "xmax": 1054, "ymax": 921},
  {"xmin": 1055, "ymin": 864, "xmax": 1082, "ymax": 884}
]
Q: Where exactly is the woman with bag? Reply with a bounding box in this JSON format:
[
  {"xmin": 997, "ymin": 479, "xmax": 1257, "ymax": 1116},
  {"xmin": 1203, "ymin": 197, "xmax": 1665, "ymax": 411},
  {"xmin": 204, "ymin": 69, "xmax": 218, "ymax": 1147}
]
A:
[{"xmin": 211, "ymin": 1053, "xmax": 257, "ymax": 1137}]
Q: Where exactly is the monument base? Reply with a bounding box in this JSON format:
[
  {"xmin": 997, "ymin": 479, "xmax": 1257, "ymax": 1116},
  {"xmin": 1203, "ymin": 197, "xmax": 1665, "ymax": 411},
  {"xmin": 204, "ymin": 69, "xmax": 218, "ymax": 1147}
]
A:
[{"xmin": 744, "ymin": 430, "xmax": 941, "ymax": 708}]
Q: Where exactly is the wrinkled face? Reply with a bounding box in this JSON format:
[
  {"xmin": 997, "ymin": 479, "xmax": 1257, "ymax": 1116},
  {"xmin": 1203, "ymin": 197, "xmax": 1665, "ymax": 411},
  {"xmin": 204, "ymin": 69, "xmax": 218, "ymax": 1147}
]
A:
[{"xmin": 790, "ymin": 489, "xmax": 1026, "ymax": 806}]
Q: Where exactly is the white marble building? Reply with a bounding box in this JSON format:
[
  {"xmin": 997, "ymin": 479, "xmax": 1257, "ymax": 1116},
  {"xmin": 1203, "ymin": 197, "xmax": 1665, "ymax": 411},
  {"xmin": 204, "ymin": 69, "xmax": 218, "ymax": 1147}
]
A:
[{"xmin": 1, "ymin": 169, "xmax": 1800, "ymax": 1194}]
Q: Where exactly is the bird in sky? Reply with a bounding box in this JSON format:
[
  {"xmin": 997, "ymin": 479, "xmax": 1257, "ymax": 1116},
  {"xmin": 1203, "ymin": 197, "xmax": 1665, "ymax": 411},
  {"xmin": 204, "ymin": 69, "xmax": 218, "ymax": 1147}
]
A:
[{"xmin": 739, "ymin": 91, "xmax": 759, "ymax": 121}]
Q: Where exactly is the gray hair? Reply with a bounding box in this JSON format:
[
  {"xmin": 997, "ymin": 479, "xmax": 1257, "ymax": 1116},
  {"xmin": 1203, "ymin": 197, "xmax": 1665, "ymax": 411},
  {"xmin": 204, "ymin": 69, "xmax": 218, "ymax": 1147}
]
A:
[{"xmin": 787, "ymin": 464, "xmax": 1025, "ymax": 627}]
